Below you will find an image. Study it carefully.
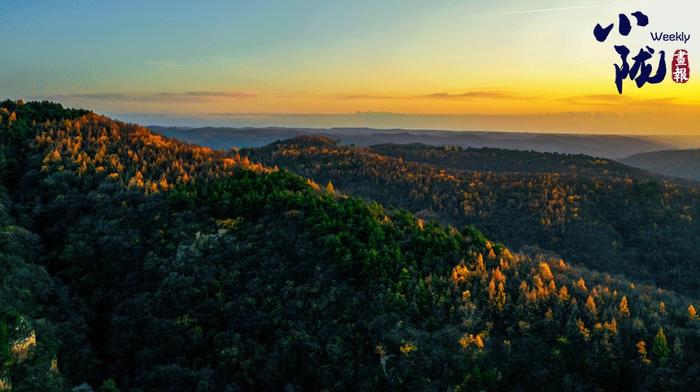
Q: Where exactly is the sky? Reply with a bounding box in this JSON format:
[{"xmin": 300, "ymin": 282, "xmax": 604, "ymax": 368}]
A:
[{"xmin": 1, "ymin": 0, "xmax": 699, "ymax": 134}]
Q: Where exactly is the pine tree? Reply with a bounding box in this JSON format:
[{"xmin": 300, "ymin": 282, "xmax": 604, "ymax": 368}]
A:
[
  {"xmin": 619, "ymin": 296, "xmax": 630, "ymax": 317},
  {"xmin": 637, "ymin": 340, "xmax": 651, "ymax": 365},
  {"xmin": 585, "ymin": 295, "xmax": 597, "ymax": 315},
  {"xmin": 673, "ymin": 337, "xmax": 683, "ymax": 361},
  {"xmin": 558, "ymin": 286, "xmax": 570, "ymax": 302},
  {"xmin": 539, "ymin": 262, "xmax": 554, "ymax": 281},
  {"xmin": 653, "ymin": 327, "xmax": 671, "ymax": 365}
]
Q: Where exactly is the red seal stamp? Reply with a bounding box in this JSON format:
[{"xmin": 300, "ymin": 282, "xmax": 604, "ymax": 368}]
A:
[{"xmin": 672, "ymin": 49, "xmax": 689, "ymax": 83}]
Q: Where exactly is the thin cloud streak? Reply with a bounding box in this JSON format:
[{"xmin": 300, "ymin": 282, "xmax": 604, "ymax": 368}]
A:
[
  {"xmin": 561, "ymin": 94, "xmax": 684, "ymax": 107},
  {"xmin": 423, "ymin": 91, "xmax": 519, "ymax": 99},
  {"xmin": 38, "ymin": 90, "xmax": 521, "ymax": 103},
  {"xmin": 36, "ymin": 91, "xmax": 257, "ymax": 103},
  {"xmin": 334, "ymin": 90, "xmax": 526, "ymax": 100},
  {"xmin": 469, "ymin": 4, "xmax": 616, "ymax": 17},
  {"xmin": 157, "ymin": 91, "xmax": 256, "ymax": 98}
]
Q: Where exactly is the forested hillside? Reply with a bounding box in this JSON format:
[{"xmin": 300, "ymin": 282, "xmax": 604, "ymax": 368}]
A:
[
  {"xmin": 621, "ymin": 149, "xmax": 700, "ymax": 182},
  {"xmin": 244, "ymin": 138, "xmax": 700, "ymax": 297},
  {"xmin": 2, "ymin": 101, "xmax": 700, "ymax": 391}
]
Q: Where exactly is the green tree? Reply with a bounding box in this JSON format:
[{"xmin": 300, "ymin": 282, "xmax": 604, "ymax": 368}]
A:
[
  {"xmin": 653, "ymin": 327, "xmax": 671, "ymax": 365},
  {"xmin": 98, "ymin": 378, "xmax": 121, "ymax": 392}
]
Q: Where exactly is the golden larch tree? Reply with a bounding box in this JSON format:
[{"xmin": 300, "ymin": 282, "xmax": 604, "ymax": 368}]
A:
[
  {"xmin": 619, "ymin": 296, "xmax": 630, "ymax": 317},
  {"xmin": 585, "ymin": 295, "xmax": 597, "ymax": 315}
]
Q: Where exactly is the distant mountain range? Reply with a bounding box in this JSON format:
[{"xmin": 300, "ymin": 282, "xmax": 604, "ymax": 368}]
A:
[{"xmin": 148, "ymin": 126, "xmax": 691, "ymax": 159}]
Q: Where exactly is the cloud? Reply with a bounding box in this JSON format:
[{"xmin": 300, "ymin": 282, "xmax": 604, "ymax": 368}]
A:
[
  {"xmin": 334, "ymin": 90, "xmax": 524, "ymax": 100},
  {"xmin": 39, "ymin": 89, "xmax": 522, "ymax": 104},
  {"xmin": 421, "ymin": 91, "xmax": 519, "ymax": 99},
  {"xmin": 333, "ymin": 93, "xmax": 402, "ymax": 100},
  {"xmin": 37, "ymin": 91, "xmax": 257, "ymax": 103},
  {"xmin": 155, "ymin": 91, "xmax": 257, "ymax": 99},
  {"xmin": 561, "ymin": 94, "xmax": 682, "ymax": 107}
]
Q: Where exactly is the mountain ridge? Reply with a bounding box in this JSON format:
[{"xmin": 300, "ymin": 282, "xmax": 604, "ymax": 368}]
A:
[{"xmin": 149, "ymin": 125, "xmax": 681, "ymax": 159}]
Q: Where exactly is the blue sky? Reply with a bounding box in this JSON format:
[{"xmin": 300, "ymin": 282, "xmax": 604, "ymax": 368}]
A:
[{"xmin": 2, "ymin": 0, "xmax": 699, "ymax": 134}]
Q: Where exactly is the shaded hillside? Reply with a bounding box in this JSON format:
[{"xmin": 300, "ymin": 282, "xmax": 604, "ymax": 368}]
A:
[
  {"xmin": 149, "ymin": 125, "xmax": 674, "ymax": 158},
  {"xmin": 622, "ymin": 149, "xmax": 700, "ymax": 182},
  {"xmin": 244, "ymin": 138, "xmax": 700, "ymax": 297},
  {"xmin": 372, "ymin": 143, "xmax": 654, "ymax": 178},
  {"xmin": 2, "ymin": 101, "xmax": 700, "ymax": 391}
]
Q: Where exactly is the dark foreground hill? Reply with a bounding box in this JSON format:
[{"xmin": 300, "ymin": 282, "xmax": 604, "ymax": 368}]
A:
[
  {"xmin": 244, "ymin": 138, "xmax": 700, "ymax": 298},
  {"xmin": 2, "ymin": 101, "xmax": 700, "ymax": 391},
  {"xmin": 621, "ymin": 149, "xmax": 700, "ymax": 182}
]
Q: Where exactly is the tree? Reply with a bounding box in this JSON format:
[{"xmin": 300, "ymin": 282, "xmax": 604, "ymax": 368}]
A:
[
  {"xmin": 98, "ymin": 379, "xmax": 121, "ymax": 392},
  {"xmin": 576, "ymin": 278, "xmax": 588, "ymax": 292},
  {"xmin": 488, "ymin": 279, "xmax": 506, "ymax": 311},
  {"xmin": 0, "ymin": 320, "xmax": 9, "ymax": 370},
  {"xmin": 619, "ymin": 296, "xmax": 630, "ymax": 317},
  {"xmin": 539, "ymin": 262, "xmax": 554, "ymax": 281},
  {"xmin": 673, "ymin": 337, "xmax": 683, "ymax": 361},
  {"xmin": 585, "ymin": 295, "xmax": 597, "ymax": 315},
  {"xmin": 653, "ymin": 328, "xmax": 671, "ymax": 365},
  {"xmin": 558, "ymin": 286, "xmax": 570, "ymax": 302},
  {"xmin": 128, "ymin": 170, "xmax": 145, "ymax": 188},
  {"xmin": 637, "ymin": 340, "xmax": 651, "ymax": 365}
]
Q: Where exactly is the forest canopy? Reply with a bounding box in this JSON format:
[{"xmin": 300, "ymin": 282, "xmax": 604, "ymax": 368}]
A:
[
  {"xmin": 244, "ymin": 138, "xmax": 700, "ymax": 297},
  {"xmin": 1, "ymin": 101, "xmax": 700, "ymax": 391}
]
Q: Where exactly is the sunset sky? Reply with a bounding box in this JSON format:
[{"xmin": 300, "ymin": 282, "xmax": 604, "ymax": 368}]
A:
[{"xmin": 2, "ymin": 0, "xmax": 699, "ymax": 134}]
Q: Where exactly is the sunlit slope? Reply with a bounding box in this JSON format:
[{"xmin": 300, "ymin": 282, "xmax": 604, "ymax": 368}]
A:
[{"xmin": 245, "ymin": 137, "xmax": 700, "ymax": 297}]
